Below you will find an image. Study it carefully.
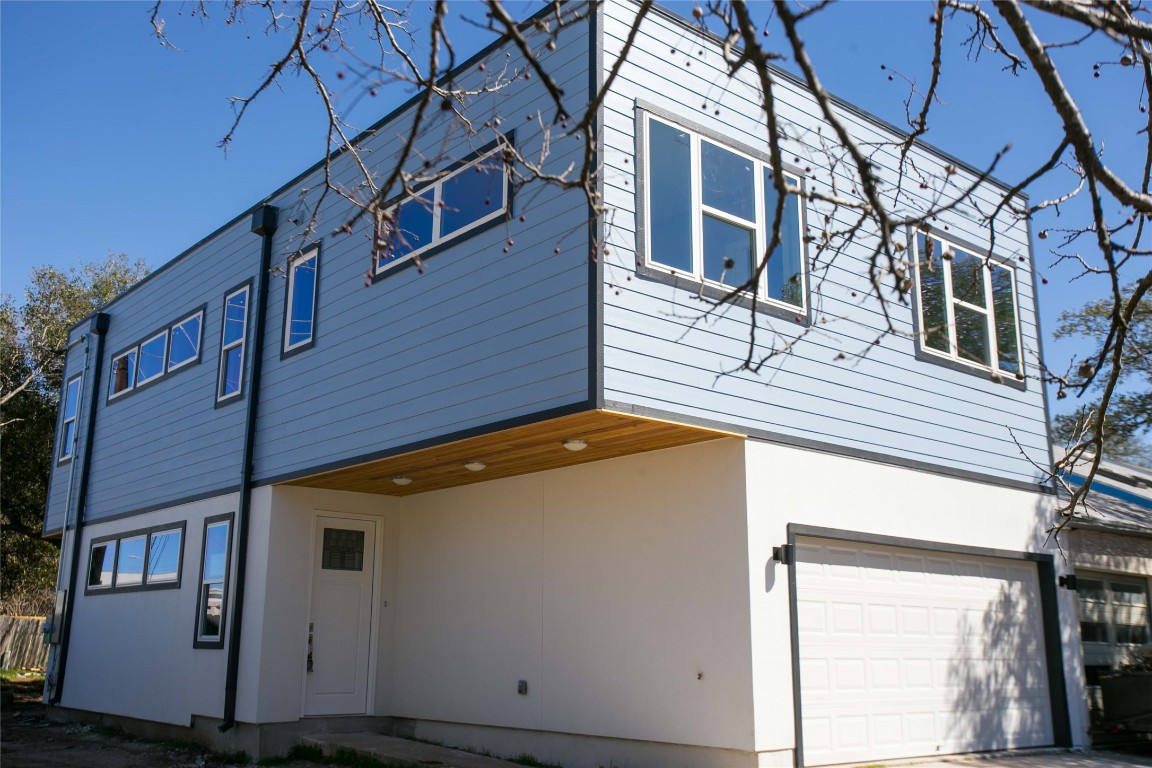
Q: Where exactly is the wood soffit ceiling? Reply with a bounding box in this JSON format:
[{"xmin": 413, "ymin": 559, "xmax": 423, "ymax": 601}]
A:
[{"xmin": 282, "ymin": 410, "xmax": 744, "ymax": 496}]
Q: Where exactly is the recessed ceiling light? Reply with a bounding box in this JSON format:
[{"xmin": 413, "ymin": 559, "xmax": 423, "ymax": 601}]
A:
[
  {"xmin": 392, "ymin": 476, "xmax": 412, "ymax": 486},
  {"xmin": 464, "ymin": 461, "xmax": 487, "ymax": 472},
  {"xmin": 563, "ymin": 439, "xmax": 588, "ymax": 452}
]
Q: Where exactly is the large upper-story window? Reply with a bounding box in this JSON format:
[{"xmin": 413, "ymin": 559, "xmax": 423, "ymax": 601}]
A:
[
  {"xmin": 217, "ymin": 284, "xmax": 250, "ymax": 403},
  {"xmin": 913, "ymin": 231, "xmax": 1021, "ymax": 377},
  {"xmin": 58, "ymin": 375, "xmax": 82, "ymax": 463},
  {"xmin": 642, "ymin": 113, "xmax": 806, "ymax": 310},
  {"xmin": 283, "ymin": 247, "xmax": 319, "ymax": 355},
  {"xmin": 108, "ymin": 308, "xmax": 205, "ymax": 400},
  {"xmin": 373, "ymin": 147, "xmax": 509, "ymax": 275}
]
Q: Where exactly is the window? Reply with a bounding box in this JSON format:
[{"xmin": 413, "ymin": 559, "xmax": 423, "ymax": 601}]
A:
[
  {"xmin": 87, "ymin": 542, "xmax": 114, "ymax": 589},
  {"xmin": 373, "ymin": 148, "xmax": 510, "ymax": 273},
  {"xmin": 913, "ymin": 232, "xmax": 1021, "ymax": 377},
  {"xmin": 109, "ymin": 349, "xmax": 136, "ymax": 397},
  {"xmin": 137, "ymin": 331, "xmax": 168, "ymax": 384},
  {"xmin": 167, "ymin": 312, "xmax": 203, "ymax": 371},
  {"xmin": 58, "ymin": 375, "xmax": 82, "ymax": 462},
  {"xmin": 642, "ymin": 113, "xmax": 806, "ymax": 309},
  {"xmin": 195, "ymin": 515, "xmax": 232, "ymax": 648},
  {"xmin": 283, "ymin": 248, "xmax": 318, "ymax": 354},
  {"xmin": 85, "ymin": 523, "xmax": 185, "ymax": 594},
  {"xmin": 106, "ymin": 308, "xmax": 206, "ymax": 401},
  {"xmin": 322, "ymin": 528, "xmax": 365, "ymax": 571},
  {"xmin": 1078, "ymin": 576, "xmax": 1150, "ymax": 651},
  {"xmin": 217, "ymin": 285, "xmax": 250, "ymax": 402}
]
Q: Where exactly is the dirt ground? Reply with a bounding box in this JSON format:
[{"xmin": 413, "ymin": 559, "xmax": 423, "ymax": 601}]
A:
[
  {"xmin": 0, "ymin": 675, "xmax": 321, "ymax": 768},
  {"xmin": 5, "ymin": 673, "xmax": 1152, "ymax": 768}
]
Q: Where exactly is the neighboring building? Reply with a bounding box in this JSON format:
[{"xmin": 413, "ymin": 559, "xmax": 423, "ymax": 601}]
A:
[
  {"xmin": 1063, "ymin": 458, "xmax": 1152, "ymax": 721},
  {"xmin": 42, "ymin": 2, "xmax": 1088, "ymax": 765}
]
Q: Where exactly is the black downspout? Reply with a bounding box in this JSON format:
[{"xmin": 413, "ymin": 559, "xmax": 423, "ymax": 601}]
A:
[
  {"xmin": 50, "ymin": 312, "xmax": 111, "ymax": 705},
  {"xmin": 220, "ymin": 204, "xmax": 278, "ymax": 732}
]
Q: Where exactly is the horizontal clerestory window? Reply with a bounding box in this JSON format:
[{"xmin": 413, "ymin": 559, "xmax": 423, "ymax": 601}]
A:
[
  {"xmin": 86, "ymin": 523, "xmax": 185, "ymax": 594},
  {"xmin": 912, "ymin": 231, "xmax": 1022, "ymax": 378},
  {"xmin": 109, "ymin": 308, "xmax": 205, "ymax": 400},
  {"xmin": 373, "ymin": 146, "xmax": 510, "ymax": 275},
  {"xmin": 642, "ymin": 113, "xmax": 807, "ymax": 311}
]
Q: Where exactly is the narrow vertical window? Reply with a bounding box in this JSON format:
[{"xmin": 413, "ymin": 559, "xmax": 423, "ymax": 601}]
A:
[
  {"xmin": 284, "ymin": 248, "xmax": 318, "ymax": 353},
  {"xmin": 217, "ymin": 285, "xmax": 250, "ymax": 402},
  {"xmin": 195, "ymin": 515, "xmax": 232, "ymax": 647},
  {"xmin": 58, "ymin": 376, "xmax": 82, "ymax": 462}
]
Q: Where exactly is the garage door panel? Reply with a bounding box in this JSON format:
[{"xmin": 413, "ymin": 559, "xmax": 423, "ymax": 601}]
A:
[{"xmin": 796, "ymin": 538, "xmax": 1054, "ymax": 766}]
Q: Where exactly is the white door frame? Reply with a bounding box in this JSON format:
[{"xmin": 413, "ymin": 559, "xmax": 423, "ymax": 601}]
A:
[{"xmin": 301, "ymin": 509, "xmax": 383, "ymax": 717}]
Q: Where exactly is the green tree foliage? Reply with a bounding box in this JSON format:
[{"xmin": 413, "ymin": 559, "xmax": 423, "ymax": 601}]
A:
[
  {"xmin": 1, "ymin": 253, "xmax": 149, "ymax": 615},
  {"xmin": 1053, "ymin": 286, "xmax": 1152, "ymax": 466}
]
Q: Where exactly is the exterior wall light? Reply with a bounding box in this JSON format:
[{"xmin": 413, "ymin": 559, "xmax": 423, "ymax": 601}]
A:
[
  {"xmin": 464, "ymin": 461, "xmax": 487, "ymax": 472},
  {"xmin": 563, "ymin": 439, "xmax": 588, "ymax": 452},
  {"xmin": 392, "ymin": 476, "xmax": 412, "ymax": 486}
]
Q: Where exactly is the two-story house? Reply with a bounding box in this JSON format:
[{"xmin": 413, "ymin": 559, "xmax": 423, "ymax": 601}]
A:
[{"xmin": 41, "ymin": 2, "xmax": 1088, "ymax": 765}]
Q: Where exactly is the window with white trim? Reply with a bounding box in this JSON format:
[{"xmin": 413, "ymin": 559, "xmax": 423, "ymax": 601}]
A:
[
  {"xmin": 58, "ymin": 375, "xmax": 82, "ymax": 462},
  {"xmin": 913, "ymin": 232, "xmax": 1021, "ymax": 377},
  {"xmin": 195, "ymin": 515, "xmax": 232, "ymax": 648},
  {"xmin": 110, "ymin": 349, "xmax": 136, "ymax": 397},
  {"xmin": 108, "ymin": 309, "xmax": 204, "ymax": 400},
  {"xmin": 167, "ymin": 312, "xmax": 203, "ymax": 371},
  {"xmin": 284, "ymin": 248, "xmax": 318, "ymax": 353},
  {"xmin": 643, "ymin": 114, "xmax": 806, "ymax": 309},
  {"xmin": 85, "ymin": 523, "xmax": 184, "ymax": 594},
  {"xmin": 373, "ymin": 148, "xmax": 509, "ymax": 273},
  {"xmin": 217, "ymin": 285, "xmax": 250, "ymax": 402},
  {"xmin": 137, "ymin": 331, "xmax": 167, "ymax": 385}
]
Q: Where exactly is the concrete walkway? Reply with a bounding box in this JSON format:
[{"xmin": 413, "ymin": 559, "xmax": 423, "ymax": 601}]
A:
[
  {"xmin": 300, "ymin": 734, "xmax": 1152, "ymax": 768},
  {"xmin": 843, "ymin": 749, "xmax": 1152, "ymax": 768},
  {"xmin": 300, "ymin": 732, "xmax": 524, "ymax": 767}
]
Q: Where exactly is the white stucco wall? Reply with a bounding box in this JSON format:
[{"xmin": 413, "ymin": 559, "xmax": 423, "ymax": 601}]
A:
[
  {"xmin": 58, "ymin": 493, "xmax": 239, "ymax": 725},
  {"xmin": 390, "ymin": 438, "xmax": 756, "ymax": 750}
]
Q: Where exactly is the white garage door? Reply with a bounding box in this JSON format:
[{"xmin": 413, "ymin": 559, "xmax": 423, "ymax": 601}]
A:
[{"xmin": 795, "ymin": 538, "xmax": 1054, "ymax": 766}]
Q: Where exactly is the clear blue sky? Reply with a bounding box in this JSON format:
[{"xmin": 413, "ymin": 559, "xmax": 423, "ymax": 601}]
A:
[{"xmin": 1, "ymin": 1, "xmax": 1138, "ymax": 420}]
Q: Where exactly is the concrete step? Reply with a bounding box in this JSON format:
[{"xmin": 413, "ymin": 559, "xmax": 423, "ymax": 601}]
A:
[{"xmin": 300, "ymin": 732, "xmax": 526, "ymax": 768}]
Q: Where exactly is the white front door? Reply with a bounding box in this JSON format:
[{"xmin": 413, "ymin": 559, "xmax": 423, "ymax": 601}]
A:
[{"xmin": 303, "ymin": 515, "xmax": 376, "ymax": 716}]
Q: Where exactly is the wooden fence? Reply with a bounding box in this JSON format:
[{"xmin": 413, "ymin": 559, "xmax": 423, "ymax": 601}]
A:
[{"xmin": 0, "ymin": 616, "xmax": 48, "ymax": 670}]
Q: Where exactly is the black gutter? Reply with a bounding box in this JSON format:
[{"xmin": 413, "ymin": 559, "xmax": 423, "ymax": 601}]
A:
[
  {"xmin": 50, "ymin": 312, "xmax": 110, "ymax": 705},
  {"xmin": 220, "ymin": 204, "xmax": 278, "ymax": 732}
]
